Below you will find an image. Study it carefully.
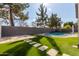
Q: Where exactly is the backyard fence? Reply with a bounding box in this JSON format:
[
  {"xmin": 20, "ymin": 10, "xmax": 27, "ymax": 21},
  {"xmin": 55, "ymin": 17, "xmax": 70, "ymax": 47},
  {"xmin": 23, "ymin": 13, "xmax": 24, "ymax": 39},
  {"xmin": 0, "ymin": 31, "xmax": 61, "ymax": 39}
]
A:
[
  {"xmin": 1, "ymin": 26, "xmax": 53, "ymax": 37},
  {"xmin": 0, "ymin": 26, "xmax": 77, "ymax": 38}
]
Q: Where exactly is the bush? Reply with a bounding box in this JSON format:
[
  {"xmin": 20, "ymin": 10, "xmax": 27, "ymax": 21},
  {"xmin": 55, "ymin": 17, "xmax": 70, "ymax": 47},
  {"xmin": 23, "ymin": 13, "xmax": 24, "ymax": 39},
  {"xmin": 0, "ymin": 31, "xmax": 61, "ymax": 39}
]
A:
[{"xmin": 64, "ymin": 25, "xmax": 71, "ymax": 29}]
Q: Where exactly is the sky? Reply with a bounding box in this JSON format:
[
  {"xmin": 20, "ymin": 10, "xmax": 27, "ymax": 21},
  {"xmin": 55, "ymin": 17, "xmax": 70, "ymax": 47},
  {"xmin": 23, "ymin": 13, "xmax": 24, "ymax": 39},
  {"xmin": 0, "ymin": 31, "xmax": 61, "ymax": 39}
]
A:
[{"xmin": 25, "ymin": 3, "xmax": 77, "ymax": 26}]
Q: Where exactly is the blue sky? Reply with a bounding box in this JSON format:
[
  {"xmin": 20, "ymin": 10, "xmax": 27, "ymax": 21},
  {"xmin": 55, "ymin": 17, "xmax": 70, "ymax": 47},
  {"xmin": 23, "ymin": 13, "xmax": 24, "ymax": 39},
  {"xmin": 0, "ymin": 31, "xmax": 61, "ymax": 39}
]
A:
[{"xmin": 25, "ymin": 3, "xmax": 77, "ymax": 26}]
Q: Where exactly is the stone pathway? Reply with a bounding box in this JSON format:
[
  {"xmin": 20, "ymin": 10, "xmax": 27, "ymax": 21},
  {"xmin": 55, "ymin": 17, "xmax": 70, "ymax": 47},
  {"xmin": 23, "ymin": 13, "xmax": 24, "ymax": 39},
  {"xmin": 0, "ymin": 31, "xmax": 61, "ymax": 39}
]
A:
[
  {"xmin": 72, "ymin": 45, "xmax": 77, "ymax": 48},
  {"xmin": 38, "ymin": 46, "xmax": 48, "ymax": 51},
  {"xmin": 33, "ymin": 43, "xmax": 41, "ymax": 47},
  {"xmin": 47, "ymin": 49, "xmax": 58, "ymax": 56},
  {"xmin": 25, "ymin": 39, "xmax": 70, "ymax": 56},
  {"xmin": 29, "ymin": 42, "xmax": 37, "ymax": 45},
  {"xmin": 25, "ymin": 39, "xmax": 48, "ymax": 51},
  {"xmin": 24, "ymin": 39, "xmax": 59, "ymax": 56}
]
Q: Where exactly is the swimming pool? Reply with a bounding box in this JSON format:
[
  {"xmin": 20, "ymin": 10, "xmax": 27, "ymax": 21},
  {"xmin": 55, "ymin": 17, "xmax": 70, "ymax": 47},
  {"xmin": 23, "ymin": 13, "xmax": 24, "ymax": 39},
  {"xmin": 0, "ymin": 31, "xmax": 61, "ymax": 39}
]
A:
[{"xmin": 45, "ymin": 32, "xmax": 69, "ymax": 36}]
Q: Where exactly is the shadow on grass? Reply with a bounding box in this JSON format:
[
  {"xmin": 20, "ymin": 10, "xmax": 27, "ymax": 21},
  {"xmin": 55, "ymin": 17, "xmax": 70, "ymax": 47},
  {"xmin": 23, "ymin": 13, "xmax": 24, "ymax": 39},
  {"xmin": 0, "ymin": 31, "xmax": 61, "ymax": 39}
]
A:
[
  {"xmin": 3, "ymin": 42, "xmax": 32, "ymax": 56},
  {"xmin": 39, "ymin": 50, "xmax": 47, "ymax": 56},
  {"xmin": 2, "ymin": 41, "xmax": 47, "ymax": 56},
  {"xmin": 45, "ymin": 36, "xmax": 63, "ymax": 55},
  {"xmin": 31, "ymin": 35, "xmax": 44, "ymax": 43},
  {"xmin": 31, "ymin": 35, "xmax": 63, "ymax": 55}
]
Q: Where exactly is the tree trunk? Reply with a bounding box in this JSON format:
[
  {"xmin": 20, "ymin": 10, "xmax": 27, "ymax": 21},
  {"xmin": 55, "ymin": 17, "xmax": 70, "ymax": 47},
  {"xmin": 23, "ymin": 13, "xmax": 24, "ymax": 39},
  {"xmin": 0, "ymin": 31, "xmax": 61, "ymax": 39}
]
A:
[{"xmin": 9, "ymin": 5, "xmax": 14, "ymax": 26}]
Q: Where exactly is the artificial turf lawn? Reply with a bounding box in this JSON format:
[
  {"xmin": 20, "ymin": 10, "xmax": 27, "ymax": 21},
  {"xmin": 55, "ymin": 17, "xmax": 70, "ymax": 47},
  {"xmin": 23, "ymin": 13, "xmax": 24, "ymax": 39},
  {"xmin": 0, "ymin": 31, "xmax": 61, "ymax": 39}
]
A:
[{"xmin": 0, "ymin": 36, "xmax": 79, "ymax": 56}]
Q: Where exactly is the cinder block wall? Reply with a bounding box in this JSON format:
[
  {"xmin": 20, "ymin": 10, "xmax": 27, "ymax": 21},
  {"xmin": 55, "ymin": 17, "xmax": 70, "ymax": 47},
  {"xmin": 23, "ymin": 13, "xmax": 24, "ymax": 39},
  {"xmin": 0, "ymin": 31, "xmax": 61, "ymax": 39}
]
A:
[
  {"xmin": 1, "ymin": 26, "xmax": 53, "ymax": 37},
  {"xmin": 1, "ymin": 26, "xmax": 75, "ymax": 37}
]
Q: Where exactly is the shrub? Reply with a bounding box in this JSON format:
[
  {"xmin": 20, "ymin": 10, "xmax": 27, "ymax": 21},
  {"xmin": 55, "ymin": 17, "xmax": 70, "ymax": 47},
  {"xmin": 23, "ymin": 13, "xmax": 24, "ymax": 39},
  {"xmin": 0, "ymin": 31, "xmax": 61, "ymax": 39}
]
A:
[{"xmin": 64, "ymin": 24, "xmax": 71, "ymax": 29}]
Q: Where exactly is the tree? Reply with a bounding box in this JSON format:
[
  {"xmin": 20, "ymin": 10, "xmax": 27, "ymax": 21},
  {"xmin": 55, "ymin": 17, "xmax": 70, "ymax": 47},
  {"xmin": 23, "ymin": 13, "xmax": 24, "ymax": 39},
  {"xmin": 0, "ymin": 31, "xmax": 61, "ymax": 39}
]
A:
[
  {"xmin": 36, "ymin": 4, "xmax": 48, "ymax": 28},
  {"xmin": 17, "ymin": 12, "xmax": 29, "ymax": 26},
  {"xmin": 64, "ymin": 22, "xmax": 74, "ymax": 27},
  {"xmin": 32, "ymin": 22, "xmax": 37, "ymax": 27},
  {"xmin": 0, "ymin": 3, "xmax": 29, "ymax": 26},
  {"xmin": 47, "ymin": 13, "xmax": 61, "ymax": 28}
]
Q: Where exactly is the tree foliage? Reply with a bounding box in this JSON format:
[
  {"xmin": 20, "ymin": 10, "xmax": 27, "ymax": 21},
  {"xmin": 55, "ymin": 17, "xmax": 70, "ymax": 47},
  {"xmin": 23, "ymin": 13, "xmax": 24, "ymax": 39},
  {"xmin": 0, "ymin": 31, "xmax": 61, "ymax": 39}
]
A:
[
  {"xmin": 36, "ymin": 4, "xmax": 48, "ymax": 27},
  {"xmin": 47, "ymin": 13, "xmax": 61, "ymax": 28},
  {"xmin": 0, "ymin": 3, "xmax": 29, "ymax": 26},
  {"xmin": 64, "ymin": 22, "xmax": 74, "ymax": 27}
]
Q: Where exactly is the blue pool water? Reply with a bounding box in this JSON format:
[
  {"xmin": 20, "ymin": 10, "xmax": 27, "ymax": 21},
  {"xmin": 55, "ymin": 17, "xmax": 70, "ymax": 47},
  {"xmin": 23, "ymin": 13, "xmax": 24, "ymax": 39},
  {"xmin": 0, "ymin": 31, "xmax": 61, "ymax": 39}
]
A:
[{"xmin": 46, "ymin": 32, "xmax": 68, "ymax": 36}]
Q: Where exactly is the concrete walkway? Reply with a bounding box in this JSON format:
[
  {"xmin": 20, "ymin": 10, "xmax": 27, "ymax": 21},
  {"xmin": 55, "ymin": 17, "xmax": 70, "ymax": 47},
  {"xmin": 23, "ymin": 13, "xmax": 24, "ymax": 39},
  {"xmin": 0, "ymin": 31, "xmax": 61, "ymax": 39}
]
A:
[{"xmin": 0, "ymin": 35, "xmax": 35, "ymax": 44}]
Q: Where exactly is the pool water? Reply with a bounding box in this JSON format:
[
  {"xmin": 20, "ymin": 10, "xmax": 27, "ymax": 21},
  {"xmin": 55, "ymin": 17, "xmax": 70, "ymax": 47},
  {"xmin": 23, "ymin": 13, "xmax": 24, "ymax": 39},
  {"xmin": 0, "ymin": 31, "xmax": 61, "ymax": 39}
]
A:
[{"xmin": 46, "ymin": 32, "xmax": 68, "ymax": 36}]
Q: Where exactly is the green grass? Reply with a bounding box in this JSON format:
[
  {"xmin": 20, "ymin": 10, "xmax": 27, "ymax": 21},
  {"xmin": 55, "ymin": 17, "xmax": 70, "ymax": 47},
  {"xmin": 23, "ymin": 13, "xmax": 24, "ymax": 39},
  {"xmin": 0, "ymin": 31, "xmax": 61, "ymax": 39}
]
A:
[
  {"xmin": 74, "ymin": 32, "xmax": 78, "ymax": 34},
  {"xmin": 53, "ymin": 37, "xmax": 79, "ymax": 56},
  {"xmin": 0, "ymin": 40, "xmax": 47, "ymax": 56},
  {"xmin": 0, "ymin": 35, "xmax": 79, "ymax": 56}
]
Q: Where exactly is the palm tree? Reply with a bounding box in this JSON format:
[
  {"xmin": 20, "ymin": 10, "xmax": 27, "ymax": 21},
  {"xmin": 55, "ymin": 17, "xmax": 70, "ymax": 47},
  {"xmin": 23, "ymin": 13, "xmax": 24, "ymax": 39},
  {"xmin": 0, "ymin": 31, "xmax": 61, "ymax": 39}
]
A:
[{"xmin": 0, "ymin": 3, "xmax": 29, "ymax": 26}]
